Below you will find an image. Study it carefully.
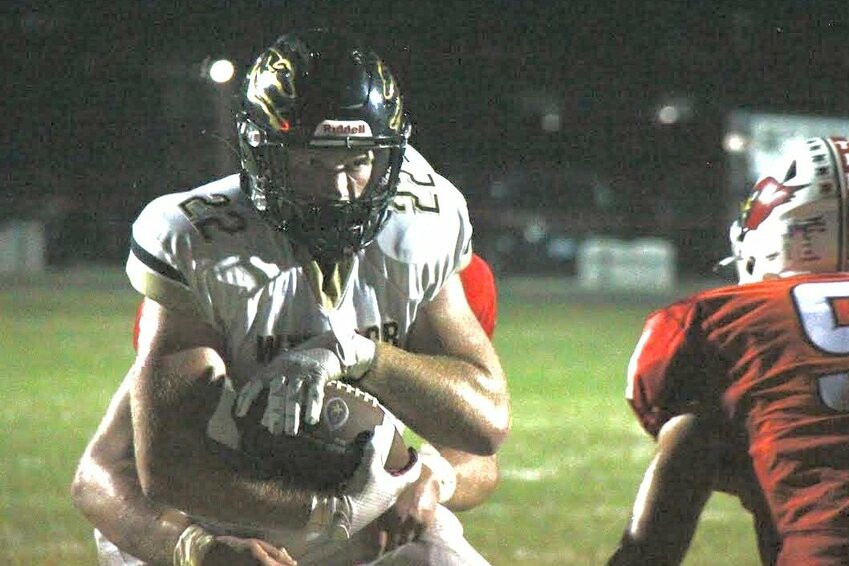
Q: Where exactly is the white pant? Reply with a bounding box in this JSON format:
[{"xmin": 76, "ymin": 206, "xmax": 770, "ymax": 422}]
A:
[
  {"xmin": 95, "ymin": 506, "xmax": 490, "ymax": 566},
  {"xmin": 373, "ymin": 507, "xmax": 490, "ymax": 565},
  {"xmin": 94, "ymin": 529, "xmax": 146, "ymax": 566}
]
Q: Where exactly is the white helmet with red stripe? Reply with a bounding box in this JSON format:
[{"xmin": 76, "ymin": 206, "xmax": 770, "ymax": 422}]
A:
[{"xmin": 729, "ymin": 136, "xmax": 849, "ymax": 284}]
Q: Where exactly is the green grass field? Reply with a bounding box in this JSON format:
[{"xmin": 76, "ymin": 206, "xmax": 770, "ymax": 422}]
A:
[{"xmin": 1, "ymin": 268, "xmax": 762, "ymax": 565}]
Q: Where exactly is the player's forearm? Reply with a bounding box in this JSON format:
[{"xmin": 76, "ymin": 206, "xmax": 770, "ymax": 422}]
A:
[
  {"xmin": 131, "ymin": 350, "xmax": 315, "ymax": 532},
  {"xmin": 71, "ymin": 458, "xmax": 188, "ymax": 565},
  {"xmin": 614, "ymin": 414, "xmax": 714, "ymax": 565},
  {"xmin": 138, "ymin": 449, "xmax": 313, "ymax": 533},
  {"xmin": 70, "ymin": 372, "xmax": 190, "ymax": 565},
  {"xmin": 360, "ymin": 343, "xmax": 510, "ymax": 456},
  {"xmin": 442, "ymin": 451, "xmax": 499, "ymax": 511}
]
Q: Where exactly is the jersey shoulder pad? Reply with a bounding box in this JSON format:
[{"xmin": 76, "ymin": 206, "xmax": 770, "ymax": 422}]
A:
[
  {"xmin": 378, "ymin": 146, "xmax": 472, "ymax": 265},
  {"xmin": 373, "ymin": 147, "xmax": 472, "ymax": 301},
  {"xmin": 132, "ymin": 175, "xmax": 247, "ymax": 245},
  {"xmin": 625, "ymin": 295, "xmax": 703, "ymax": 437},
  {"xmin": 126, "ymin": 175, "xmax": 262, "ymax": 319}
]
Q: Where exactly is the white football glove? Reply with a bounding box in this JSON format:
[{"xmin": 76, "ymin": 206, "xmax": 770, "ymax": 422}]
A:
[
  {"xmin": 307, "ymin": 419, "xmax": 422, "ymax": 541},
  {"xmin": 235, "ymin": 329, "xmax": 376, "ymax": 436}
]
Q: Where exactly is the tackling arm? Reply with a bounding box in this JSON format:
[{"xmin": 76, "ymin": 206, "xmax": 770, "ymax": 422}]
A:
[
  {"xmin": 357, "ymin": 273, "xmax": 510, "ymax": 455},
  {"xmin": 608, "ymin": 413, "xmax": 715, "ymax": 566},
  {"xmin": 608, "ymin": 412, "xmax": 780, "ymax": 566},
  {"xmin": 70, "ymin": 373, "xmax": 191, "ymax": 565},
  {"xmin": 71, "ymin": 377, "xmax": 294, "ymax": 566}
]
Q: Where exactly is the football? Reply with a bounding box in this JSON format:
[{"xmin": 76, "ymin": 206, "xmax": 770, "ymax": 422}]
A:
[{"xmin": 232, "ymin": 380, "xmax": 412, "ymax": 491}]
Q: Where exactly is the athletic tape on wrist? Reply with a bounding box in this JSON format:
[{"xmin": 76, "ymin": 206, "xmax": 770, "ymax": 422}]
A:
[
  {"xmin": 173, "ymin": 524, "xmax": 215, "ymax": 566},
  {"xmin": 306, "ymin": 494, "xmax": 351, "ymax": 541},
  {"xmin": 306, "ymin": 494, "xmax": 329, "ymax": 533},
  {"xmin": 326, "ymin": 317, "xmax": 375, "ymax": 380},
  {"xmin": 346, "ymin": 334, "xmax": 376, "ymax": 380},
  {"xmin": 418, "ymin": 444, "xmax": 458, "ymax": 504}
]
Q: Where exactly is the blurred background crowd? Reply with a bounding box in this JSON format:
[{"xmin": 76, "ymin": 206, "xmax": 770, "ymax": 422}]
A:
[{"xmin": 4, "ymin": 0, "xmax": 848, "ymax": 280}]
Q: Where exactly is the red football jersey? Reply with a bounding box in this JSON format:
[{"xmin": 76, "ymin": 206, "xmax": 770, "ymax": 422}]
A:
[
  {"xmin": 459, "ymin": 253, "xmax": 497, "ymax": 339},
  {"xmin": 627, "ymin": 273, "xmax": 849, "ymax": 539}
]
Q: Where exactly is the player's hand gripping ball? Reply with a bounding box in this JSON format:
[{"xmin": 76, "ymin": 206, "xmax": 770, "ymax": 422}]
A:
[{"xmin": 234, "ymin": 380, "xmax": 413, "ymax": 491}]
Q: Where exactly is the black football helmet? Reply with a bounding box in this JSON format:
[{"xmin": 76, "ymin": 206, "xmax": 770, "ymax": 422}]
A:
[{"xmin": 236, "ymin": 29, "xmax": 410, "ymax": 262}]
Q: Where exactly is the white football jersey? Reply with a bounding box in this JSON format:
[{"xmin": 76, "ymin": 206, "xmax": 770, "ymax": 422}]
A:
[{"xmin": 126, "ymin": 145, "xmax": 472, "ymax": 385}]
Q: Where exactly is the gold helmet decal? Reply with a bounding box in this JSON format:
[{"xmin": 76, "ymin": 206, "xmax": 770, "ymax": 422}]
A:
[
  {"xmin": 375, "ymin": 60, "xmax": 403, "ymax": 132},
  {"xmin": 376, "ymin": 59, "xmax": 396, "ymax": 100},
  {"xmin": 246, "ymin": 48, "xmax": 296, "ymax": 132}
]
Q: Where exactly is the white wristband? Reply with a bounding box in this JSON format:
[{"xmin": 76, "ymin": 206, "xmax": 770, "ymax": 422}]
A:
[
  {"xmin": 418, "ymin": 444, "xmax": 458, "ymax": 504},
  {"xmin": 339, "ymin": 333, "xmax": 376, "ymax": 380}
]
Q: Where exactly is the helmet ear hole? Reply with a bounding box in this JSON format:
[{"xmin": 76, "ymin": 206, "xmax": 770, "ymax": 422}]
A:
[{"xmin": 745, "ymin": 257, "xmax": 755, "ymax": 276}]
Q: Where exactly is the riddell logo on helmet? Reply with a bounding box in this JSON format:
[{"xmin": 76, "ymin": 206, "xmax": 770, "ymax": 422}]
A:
[{"xmin": 314, "ymin": 120, "xmax": 372, "ymax": 137}]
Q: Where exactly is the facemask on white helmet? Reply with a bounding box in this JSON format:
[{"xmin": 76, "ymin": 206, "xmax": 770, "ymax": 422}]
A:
[{"xmin": 728, "ymin": 136, "xmax": 849, "ymax": 285}]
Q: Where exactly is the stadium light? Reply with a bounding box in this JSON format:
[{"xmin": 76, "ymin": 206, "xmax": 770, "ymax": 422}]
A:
[
  {"xmin": 657, "ymin": 104, "xmax": 681, "ymax": 125},
  {"xmin": 723, "ymin": 131, "xmax": 749, "ymax": 153},
  {"xmin": 208, "ymin": 59, "xmax": 235, "ymax": 83},
  {"xmin": 541, "ymin": 112, "xmax": 561, "ymax": 133},
  {"xmin": 654, "ymin": 96, "xmax": 694, "ymax": 126}
]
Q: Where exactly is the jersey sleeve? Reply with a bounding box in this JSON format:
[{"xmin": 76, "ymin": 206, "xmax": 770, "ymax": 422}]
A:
[
  {"xmin": 625, "ymin": 298, "xmax": 712, "ymax": 438},
  {"xmin": 440, "ymin": 178, "xmax": 473, "ymax": 287},
  {"xmin": 404, "ymin": 145, "xmax": 473, "ymax": 281},
  {"xmin": 125, "ymin": 193, "xmax": 218, "ymax": 328},
  {"xmin": 460, "ymin": 253, "xmax": 497, "ymax": 338},
  {"xmin": 377, "ymin": 145, "xmax": 473, "ymax": 302}
]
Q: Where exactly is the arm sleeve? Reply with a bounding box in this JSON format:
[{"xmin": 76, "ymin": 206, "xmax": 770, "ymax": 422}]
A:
[
  {"xmin": 625, "ymin": 299, "xmax": 708, "ymax": 438},
  {"xmin": 460, "ymin": 253, "xmax": 497, "ymax": 338},
  {"xmin": 385, "ymin": 145, "xmax": 473, "ymax": 303}
]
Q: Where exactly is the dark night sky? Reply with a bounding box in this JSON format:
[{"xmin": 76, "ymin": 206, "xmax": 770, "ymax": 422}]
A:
[{"xmin": 4, "ymin": 1, "xmax": 849, "ymax": 269}]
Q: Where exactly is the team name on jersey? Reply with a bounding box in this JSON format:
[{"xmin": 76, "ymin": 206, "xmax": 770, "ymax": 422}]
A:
[{"xmin": 256, "ymin": 320, "xmax": 400, "ymax": 363}]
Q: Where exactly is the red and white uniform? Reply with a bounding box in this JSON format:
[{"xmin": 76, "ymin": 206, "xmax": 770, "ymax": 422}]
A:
[{"xmin": 627, "ymin": 274, "xmax": 849, "ymax": 563}]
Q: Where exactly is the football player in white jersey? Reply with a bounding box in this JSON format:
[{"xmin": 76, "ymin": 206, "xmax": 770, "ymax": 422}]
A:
[{"xmin": 71, "ymin": 29, "xmax": 510, "ymax": 565}]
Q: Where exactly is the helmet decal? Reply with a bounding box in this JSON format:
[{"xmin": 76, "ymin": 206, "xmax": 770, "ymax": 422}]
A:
[
  {"xmin": 740, "ymin": 175, "xmax": 807, "ymax": 232},
  {"xmin": 246, "ymin": 48, "xmax": 296, "ymax": 133},
  {"xmin": 376, "ymin": 59, "xmax": 396, "ymax": 100},
  {"xmin": 389, "ymin": 95, "xmax": 403, "ymax": 132},
  {"xmin": 374, "ymin": 59, "xmax": 403, "ymax": 132}
]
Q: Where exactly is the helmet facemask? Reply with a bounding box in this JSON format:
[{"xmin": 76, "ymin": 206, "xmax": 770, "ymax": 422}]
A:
[
  {"xmin": 236, "ymin": 30, "xmax": 409, "ymax": 263},
  {"xmin": 238, "ymin": 116, "xmax": 404, "ymax": 262}
]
